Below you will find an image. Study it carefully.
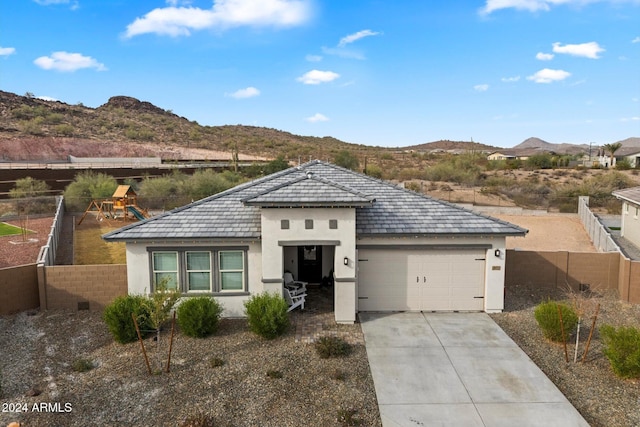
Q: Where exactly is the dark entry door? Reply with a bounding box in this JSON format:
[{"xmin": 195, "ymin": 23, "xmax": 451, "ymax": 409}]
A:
[{"xmin": 298, "ymin": 246, "xmax": 322, "ymax": 283}]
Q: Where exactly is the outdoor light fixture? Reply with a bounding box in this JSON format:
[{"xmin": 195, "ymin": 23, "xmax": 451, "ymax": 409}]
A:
[
  {"xmin": 494, "ymin": 249, "xmax": 501, "ymax": 257},
  {"xmin": 343, "ymin": 257, "xmax": 349, "ymax": 265}
]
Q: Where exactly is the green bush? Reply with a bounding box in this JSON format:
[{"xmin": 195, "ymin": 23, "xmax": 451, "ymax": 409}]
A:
[
  {"xmin": 244, "ymin": 292, "xmax": 289, "ymax": 339},
  {"xmin": 599, "ymin": 325, "xmax": 640, "ymax": 378},
  {"xmin": 534, "ymin": 300, "xmax": 578, "ymax": 342},
  {"xmin": 315, "ymin": 336, "xmax": 352, "ymax": 358},
  {"xmin": 177, "ymin": 297, "xmax": 223, "ymax": 338},
  {"xmin": 103, "ymin": 295, "xmax": 152, "ymax": 344},
  {"xmin": 72, "ymin": 358, "xmax": 95, "ymax": 373}
]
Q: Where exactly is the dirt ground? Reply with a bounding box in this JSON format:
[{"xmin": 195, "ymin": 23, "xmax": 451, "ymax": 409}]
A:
[
  {"xmin": 493, "ymin": 214, "xmax": 596, "ymax": 252},
  {"xmin": 0, "ymin": 217, "xmax": 55, "ymax": 268}
]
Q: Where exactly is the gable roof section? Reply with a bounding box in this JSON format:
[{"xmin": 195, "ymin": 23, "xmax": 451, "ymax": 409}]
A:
[
  {"xmin": 613, "ymin": 186, "xmax": 640, "ymax": 206},
  {"xmin": 103, "ymin": 160, "xmax": 527, "ymax": 242},
  {"xmin": 241, "ymin": 173, "xmax": 375, "ymax": 207}
]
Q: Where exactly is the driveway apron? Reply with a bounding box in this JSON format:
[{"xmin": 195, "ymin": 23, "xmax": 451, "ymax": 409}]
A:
[{"xmin": 360, "ymin": 312, "xmax": 589, "ymax": 427}]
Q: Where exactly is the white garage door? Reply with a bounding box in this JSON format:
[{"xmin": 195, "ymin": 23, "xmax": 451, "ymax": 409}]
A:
[{"xmin": 357, "ymin": 248, "xmax": 486, "ymax": 312}]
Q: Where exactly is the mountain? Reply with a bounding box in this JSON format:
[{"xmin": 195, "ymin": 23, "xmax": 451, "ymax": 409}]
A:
[
  {"xmin": 511, "ymin": 137, "xmax": 589, "ymax": 155},
  {"xmin": 401, "ymin": 140, "xmax": 499, "ymax": 152},
  {"xmin": 0, "ymin": 90, "xmax": 379, "ymax": 162}
]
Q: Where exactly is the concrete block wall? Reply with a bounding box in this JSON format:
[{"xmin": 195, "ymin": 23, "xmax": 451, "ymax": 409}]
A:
[
  {"xmin": 0, "ymin": 264, "xmax": 39, "ymax": 315},
  {"xmin": 506, "ymin": 249, "xmax": 639, "ymax": 303},
  {"xmin": 43, "ymin": 264, "xmax": 128, "ymax": 311}
]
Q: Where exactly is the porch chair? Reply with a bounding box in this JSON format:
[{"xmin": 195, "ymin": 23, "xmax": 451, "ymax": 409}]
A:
[
  {"xmin": 283, "ymin": 287, "xmax": 306, "ymax": 312},
  {"xmin": 283, "ymin": 272, "xmax": 307, "ymax": 296}
]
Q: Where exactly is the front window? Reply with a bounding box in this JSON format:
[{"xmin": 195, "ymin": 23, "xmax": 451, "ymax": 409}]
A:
[
  {"xmin": 186, "ymin": 251, "xmax": 211, "ymax": 292},
  {"xmin": 152, "ymin": 252, "xmax": 179, "ymax": 290},
  {"xmin": 150, "ymin": 247, "xmax": 247, "ymax": 294},
  {"xmin": 219, "ymin": 251, "xmax": 244, "ymax": 291}
]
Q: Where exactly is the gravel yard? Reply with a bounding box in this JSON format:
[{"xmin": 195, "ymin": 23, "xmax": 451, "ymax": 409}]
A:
[
  {"xmin": 492, "ymin": 284, "xmax": 640, "ymax": 427},
  {"xmin": 0, "ymin": 216, "xmax": 54, "ymax": 268},
  {"xmin": 0, "ymin": 309, "xmax": 381, "ymax": 427}
]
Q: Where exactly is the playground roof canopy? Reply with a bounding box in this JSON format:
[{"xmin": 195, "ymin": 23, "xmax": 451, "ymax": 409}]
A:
[{"xmin": 112, "ymin": 185, "xmax": 136, "ymax": 199}]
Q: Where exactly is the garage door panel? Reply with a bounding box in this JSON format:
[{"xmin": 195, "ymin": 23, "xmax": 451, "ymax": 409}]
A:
[{"xmin": 358, "ymin": 249, "xmax": 485, "ymax": 312}]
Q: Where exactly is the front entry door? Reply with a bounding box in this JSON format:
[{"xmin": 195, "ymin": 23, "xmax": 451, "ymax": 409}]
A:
[{"xmin": 298, "ymin": 246, "xmax": 323, "ymax": 283}]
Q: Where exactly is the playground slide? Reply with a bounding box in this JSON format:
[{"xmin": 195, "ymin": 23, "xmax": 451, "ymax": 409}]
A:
[{"xmin": 127, "ymin": 206, "xmax": 147, "ymax": 220}]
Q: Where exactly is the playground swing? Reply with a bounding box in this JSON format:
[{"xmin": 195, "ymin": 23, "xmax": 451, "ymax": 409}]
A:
[{"xmin": 77, "ymin": 185, "xmax": 149, "ymax": 225}]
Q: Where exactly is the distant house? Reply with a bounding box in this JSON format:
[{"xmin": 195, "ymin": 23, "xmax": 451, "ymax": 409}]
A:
[
  {"xmin": 486, "ymin": 148, "xmax": 553, "ymax": 161},
  {"xmin": 613, "ymin": 187, "xmax": 640, "ymax": 250},
  {"xmin": 596, "ymin": 147, "xmax": 640, "ymax": 168},
  {"xmin": 103, "ymin": 160, "xmax": 526, "ymax": 323}
]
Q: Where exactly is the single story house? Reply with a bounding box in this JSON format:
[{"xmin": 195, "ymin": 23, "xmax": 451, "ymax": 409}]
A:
[
  {"xmin": 103, "ymin": 160, "xmax": 527, "ymax": 323},
  {"xmin": 613, "ymin": 186, "xmax": 640, "ymax": 249},
  {"xmin": 597, "ymin": 147, "xmax": 640, "ymax": 168},
  {"xmin": 486, "ymin": 148, "xmax": 553, "ymax": 161}
]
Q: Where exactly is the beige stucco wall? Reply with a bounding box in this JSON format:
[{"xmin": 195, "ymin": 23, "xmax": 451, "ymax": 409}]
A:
[
  {"xmin": 125, "ymin": 240, "xmax": 262, "ymax": 318},
  {"xmin": 621, "ymin": 201, "xmax": 640, "ymax": 249},
  {"xmin": 356, "ymin": 235, "xmax": 507, "ymax": 312},
  {"xmin": 260, "ymin": 207, "xmax": 357, "ymax": 323}
]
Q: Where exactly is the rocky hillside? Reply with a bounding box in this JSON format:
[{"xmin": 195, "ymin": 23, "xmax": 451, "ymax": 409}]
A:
[{"xmin": 0, "ymin": 90, "xmax": 379, "ymax": 162}]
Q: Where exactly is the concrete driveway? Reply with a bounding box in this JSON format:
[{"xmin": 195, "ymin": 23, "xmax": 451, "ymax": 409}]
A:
[{"xmin": 359, "ymin": 312, "xmax": 589, "ymax": 427}]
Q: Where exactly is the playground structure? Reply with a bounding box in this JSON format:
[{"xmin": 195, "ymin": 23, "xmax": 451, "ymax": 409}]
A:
[{"xmin": 78, "ymin": 185, "xmax": 150, "ymax": 225}]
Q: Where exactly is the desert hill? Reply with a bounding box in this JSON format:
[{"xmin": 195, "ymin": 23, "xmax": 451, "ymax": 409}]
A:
[{"xmin": 0, "ymin": 90, "xmax": 636, "ymax": 162}]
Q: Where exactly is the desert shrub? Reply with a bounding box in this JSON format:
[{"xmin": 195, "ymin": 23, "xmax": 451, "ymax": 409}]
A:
[
  {"xmin": 54, "ymin": 124, "xmax": 74, "ymax": 136},
  {"xmin": 103, "ymin": 295, "xmax": 152, "ymax": 344},
  {"xmin": 334, "ymin": 150, "xmax": 360, "ymax": 171},
  {"xmin": 599, "ymin": 325, "xmax": 640, "ymax": 378},
  {"xmin": 534, "ymin": 300, "xmax": 578, "ymax": 342},
  {"xmin": 63, "ymin": 171, "xmax": 118, "ymax": 211},
  {"xmin": 209, "ymin": 357, "xmax": 225, "ymax": 368},
  {"xmin": 337, "ymin": 408, "xmax": 362, "ymax": 426},
  {"xmin": 179, "ymin": 412, "xmax": 216, "ymax": 427},
  {"xmin": 615, "ymin": 160, "xmax": 632, "ymax": 170},
  {"xmin": 177, "ymin": 297, "xmax": 223, "ymax": 338},
  {"xmin": 266, "ymin": 369, "xmax": 283, "ymax": 379},
  {"xmin": 364, "ymin": 164, "xmax": 383, "ymax": 179},
  {"xmin": 72, "ymin": 358, "xmax": 95, "ymax": 373},
  {"xmin": 315, "ymin": 336, "xmax": 351, "ymax": 358},
  {"xmin": 244, "ymin": 292, "xmax": 289, "ymax": 339}
]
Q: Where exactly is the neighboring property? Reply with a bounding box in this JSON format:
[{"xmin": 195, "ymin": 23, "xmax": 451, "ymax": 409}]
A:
[
  {"xmin": 613, "ymin": 186, "xmax": 640, "ymax": 249},
  {"xmin": 596, "ymin": 147, "xmax": 640, "ymax": 168},
  {"xmin": 487, "ymin": 148, "xmax": 553, "ymax": 161},
  {"xmin": 103, "ymin": 160, "xmax": 527, "ymax": 323}
]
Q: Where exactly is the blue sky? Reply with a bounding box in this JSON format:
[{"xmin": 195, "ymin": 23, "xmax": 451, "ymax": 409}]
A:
[{"xmin": 1, "ymin": 0, "xmax": 639, "ymax": 148}]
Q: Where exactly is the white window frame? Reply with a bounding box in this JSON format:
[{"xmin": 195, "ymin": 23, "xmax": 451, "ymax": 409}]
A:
[
  {"xmin": 185, "ymin": 251, "xmax": 212, "ymax": 293},
  {"xmin": 152, "ymin": 251, "xmax": 179, "ymax": 290},
  {"xmin": 149, "ymin": 247, "xmax": 247, "ymax": 294},
  {"xmin": 218, "ymin": 250, "xmax": 245, "ymax": 292}
]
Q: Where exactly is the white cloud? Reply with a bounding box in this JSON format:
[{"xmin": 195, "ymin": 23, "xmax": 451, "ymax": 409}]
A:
[
  {"xmin": 527, "ymin": 68, "xmax": 571, "ymax": 83},
  {"xmin": 37, "ymin": 96, "xmax": 59, "ymax": 102},
  {"xmin": 34, "ymin": 0, "xmax": 79, "ymax": 10},
  {"xmin": 480, "ymin": 0, "xmax": 640, "ymax": 15},
  {"xmin": 0, "ymin": 47, "xmax": 16, "ymax": 57},
  {"xmin": 305, "ymin": 54, "xmax": 322, "ymax": 62},
  {"xmin": 305, "ymin": 113, "xmax": 329, "ymax": 122},
  {"xmin": 474, "ymin": 84, "xmax": 489, "ymax": 92},
  {"xmin": 633, "ymin": 37, "xmax": 640, "ymax": 43},
  {"xmin": 228, "ymin": 86, "xmax": 260, "ymax": 99},
  {"xmin": 321, "ymin": 46, "xmax": 365, "ymax": 60},
  {"xmin": 297, "ymin": 69, "xmax": 339, "ymax": 85},
  {"xmin": 338, "ymin": 29, "xmax": 381, "ymax": 47},
  {"xmin": 536, "ymin": 52, "xmax": 554, "ymax": 61},
  {"xmin": 33, "ymin": 51, "xmax": 107, "ymax": 72},
  {"xmin": 125, "ymin": 0, "xmax": 312, "ymax": 38},
  {"xmin": 620, "ymin": 116, "xmax": 640, "ymax": 122},
  {"xmin": 501, "ymin": 75, "xmax": 521, "ymax": 82},
  {"xmin": 552, "ymin": 41, "xmax": 604, "ymax": 59}
]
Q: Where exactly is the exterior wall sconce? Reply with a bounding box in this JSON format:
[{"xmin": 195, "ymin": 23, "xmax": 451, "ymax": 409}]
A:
[
  {"xmin": 494, "ymin": 249, "xmax": 501, "ymax": 258},
  {"xmin": 343, "ymin": 257, "xmax": 349, "ymax": 265}
]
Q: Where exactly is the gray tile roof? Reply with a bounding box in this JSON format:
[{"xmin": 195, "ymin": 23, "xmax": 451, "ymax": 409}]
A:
[
  {"xmin": 241, "ymin": 173, "xmax": 375, "ymax": 207},
  {"xmin": 613, "ymin": 186, "xmax": 640, "ymax": 205},
  {"xmin": 103, "ymin": 160, "xmax": 527, "ymax": 242}
]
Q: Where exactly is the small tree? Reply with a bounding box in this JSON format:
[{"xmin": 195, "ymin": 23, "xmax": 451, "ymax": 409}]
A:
[
  {"xmin": 603, "ymin": 142, "xmax": 623, "ymax": 168},
  {"xmin": 334, "ymin": 150, "xmax": 360, "ymax": 171},
  {"xmin": 9, "ymin": 177, "xmax": 50, "ymax": 241},
  {"xmin": 144, "ymin": 279, "xmax": 181, "ymax": 370}
]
